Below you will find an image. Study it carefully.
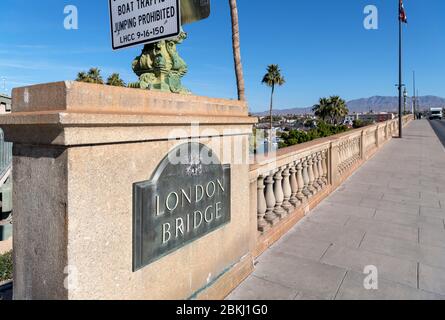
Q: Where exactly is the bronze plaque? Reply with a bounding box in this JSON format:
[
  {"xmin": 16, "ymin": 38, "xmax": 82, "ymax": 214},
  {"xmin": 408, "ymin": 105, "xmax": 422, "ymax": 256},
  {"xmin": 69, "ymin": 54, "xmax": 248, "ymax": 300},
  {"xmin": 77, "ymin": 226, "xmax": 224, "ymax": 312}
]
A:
[
  {"xmin": 181, "ymin": 0, "xmax": 211, "ymax": 25},
  {"xmin": 133, "ymin": 142, "xmax": 231, "ymax": 271}
]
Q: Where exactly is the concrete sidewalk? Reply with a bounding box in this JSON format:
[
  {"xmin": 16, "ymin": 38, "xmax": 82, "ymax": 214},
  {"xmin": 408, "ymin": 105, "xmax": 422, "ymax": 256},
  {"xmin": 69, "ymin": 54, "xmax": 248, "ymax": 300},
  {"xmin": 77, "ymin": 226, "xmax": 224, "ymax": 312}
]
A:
[{"xmin": 228, "ymin": 120, "xmax": 445, "ymax": 300}]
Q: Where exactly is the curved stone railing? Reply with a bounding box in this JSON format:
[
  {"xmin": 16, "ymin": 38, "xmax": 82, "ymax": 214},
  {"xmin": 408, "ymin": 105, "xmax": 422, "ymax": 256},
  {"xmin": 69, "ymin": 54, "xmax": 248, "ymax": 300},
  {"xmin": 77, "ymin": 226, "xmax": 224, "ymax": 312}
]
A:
[{"xmin": 250, "ymin": 115, "xmax": 413, "ymax": 256}]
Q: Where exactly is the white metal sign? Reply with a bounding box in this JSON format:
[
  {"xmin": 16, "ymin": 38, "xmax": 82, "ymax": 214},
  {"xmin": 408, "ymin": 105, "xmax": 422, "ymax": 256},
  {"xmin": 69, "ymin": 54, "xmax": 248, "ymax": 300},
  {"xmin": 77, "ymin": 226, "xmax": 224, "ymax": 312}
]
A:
[{"xmin": 109, "ymin": 0, "xmax": 181, "ymax": 50}]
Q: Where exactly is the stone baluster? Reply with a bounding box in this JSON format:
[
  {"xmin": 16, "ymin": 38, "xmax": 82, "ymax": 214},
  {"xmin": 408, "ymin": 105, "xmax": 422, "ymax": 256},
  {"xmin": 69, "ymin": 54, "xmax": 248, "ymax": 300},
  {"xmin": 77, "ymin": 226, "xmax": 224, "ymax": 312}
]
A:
[
  {"xmin": 296, "ymin": 161, "xmax": 306, "ymax": 202},
  {"xmin": 348, "ymin": 141, "xmax": 353, "ymax": 168},
  {"xmin": 355, "ymin": 138, "xmax": 359, "ymax": 161},
  {"xmin": 317, "ymin": 152, "xmax": 325, "ymax": 188},
  {"xmin": 281, "ymin": 166, "xmax": 293, "ymax": 213},
  {"xmin": 351, "ymin": 139, "xmax": 355, "ymax": 163},
  {"xmin": 338, "ymin": 143, "xmax": 344, "ymax": 174},
  {"xmin": 257, "ymin": 175, "xmax": 270, "ymax": 233},
  {"xmin": 322, "ymin": 150, "xmax": 328, "ymax": 185},
  {"xmin": 264, "ymin": 172, "xmax": 278, "ymax": 225},
  {"xmin": 352, "ymin": 139, "xmax": 356, "ymax": 163},
  {"xmin": 312, "ymin": 153, "xmax": 321, "ymax": 191},
  {"xmin": 289, "ymin": 163, "xmax": 301, "ymax": 208},
  {"xmin": 342, "ymin": 143, "xmax": 347, "ymax": 172},
  {"xmin": 302, "ymin": 158, "xmax": 311, "ymax": 198},
  {"xmin": 348, "ymin": 140, "xmax": 352, "ymax": 162},
  {"xmin": 307, "ymin": 156, "xmax": 316, "ymax": 195},
  {"xmin": 273, "ymin": 169, "xmax": 286, "ymax": 219}
]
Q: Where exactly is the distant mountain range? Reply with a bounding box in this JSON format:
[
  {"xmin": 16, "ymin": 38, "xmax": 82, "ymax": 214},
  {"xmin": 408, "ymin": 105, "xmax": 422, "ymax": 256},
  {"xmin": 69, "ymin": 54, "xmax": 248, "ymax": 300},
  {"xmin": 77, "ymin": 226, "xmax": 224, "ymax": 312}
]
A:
[{"xmin": 254, "ymin": 95, "xmax": 445, "ymax": 116}]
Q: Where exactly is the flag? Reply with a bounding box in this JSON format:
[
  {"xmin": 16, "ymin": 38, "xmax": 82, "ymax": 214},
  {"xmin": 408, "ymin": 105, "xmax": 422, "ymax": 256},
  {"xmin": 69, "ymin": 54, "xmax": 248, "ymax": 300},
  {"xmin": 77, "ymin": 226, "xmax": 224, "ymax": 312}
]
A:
[{"xmin": 399, "ymin": 0, "xmax": 408, "ymax": 23}]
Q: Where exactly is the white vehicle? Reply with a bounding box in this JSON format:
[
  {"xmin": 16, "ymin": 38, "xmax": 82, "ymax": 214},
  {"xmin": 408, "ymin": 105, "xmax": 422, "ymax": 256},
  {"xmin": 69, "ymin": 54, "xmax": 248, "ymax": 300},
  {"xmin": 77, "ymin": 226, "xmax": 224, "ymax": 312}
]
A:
[{"xmin": 429, "ymin": 108, "xmax": 443, "ymax": 120}]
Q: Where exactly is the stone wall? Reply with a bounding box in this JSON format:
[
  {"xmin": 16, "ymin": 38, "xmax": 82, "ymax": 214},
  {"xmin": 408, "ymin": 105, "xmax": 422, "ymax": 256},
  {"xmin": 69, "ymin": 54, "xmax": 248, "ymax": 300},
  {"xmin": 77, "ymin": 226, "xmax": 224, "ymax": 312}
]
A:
[{"xmin": 1, "ymin": 82, "xmax": 257, "ymax": 300}]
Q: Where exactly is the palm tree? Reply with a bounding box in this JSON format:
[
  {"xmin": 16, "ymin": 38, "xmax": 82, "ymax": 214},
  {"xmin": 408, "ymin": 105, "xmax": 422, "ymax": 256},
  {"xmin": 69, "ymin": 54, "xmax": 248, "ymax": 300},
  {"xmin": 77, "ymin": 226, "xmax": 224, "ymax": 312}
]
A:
[
  {"xmin": 76, "ymin": 71, "xmax": 89, "ymax": 83},
  {"xmin": 106, "ymin": 73, "xmax": 126, "ymax": 87},
  {"xmin": 328, "ymin": 96, "xmax": 348, "ymax": 125},
  {"xmin": 76, "ymin": 68, "xmax": 104, "ymax": 84},
  {"xmin": 262, "ymin": 64, "xmax": 285, "ymax": 151},
  {"xmin": 312, "ymin": 97, "xmax": 331, "ymax": 122},
  {"xmin": 229, "ymin": 0, "xmax": 245, "ymax": 101}
]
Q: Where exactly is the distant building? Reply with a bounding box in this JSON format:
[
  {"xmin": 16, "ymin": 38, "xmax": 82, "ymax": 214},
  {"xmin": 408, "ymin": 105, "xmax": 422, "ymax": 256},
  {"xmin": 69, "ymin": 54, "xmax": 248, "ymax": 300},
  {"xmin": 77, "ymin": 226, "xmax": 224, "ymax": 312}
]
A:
[
  {"xmin": 0, "ymin": 94, "xmax": 11, "ymax": 114},
  {"xmin": 358, "ymin": 113, "xmax": 395, "ymax": 123},
  {"xmin": 345, "ymin": 113, "xmax": 395, "ymax": 125}
]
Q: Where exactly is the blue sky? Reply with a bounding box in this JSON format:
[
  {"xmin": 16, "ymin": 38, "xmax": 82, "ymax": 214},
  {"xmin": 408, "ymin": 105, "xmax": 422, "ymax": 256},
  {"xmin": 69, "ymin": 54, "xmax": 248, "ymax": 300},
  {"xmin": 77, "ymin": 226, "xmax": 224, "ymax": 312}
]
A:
[{"xmin": 0, "ymin": 0, "xmax": 444, "ymax": 112}]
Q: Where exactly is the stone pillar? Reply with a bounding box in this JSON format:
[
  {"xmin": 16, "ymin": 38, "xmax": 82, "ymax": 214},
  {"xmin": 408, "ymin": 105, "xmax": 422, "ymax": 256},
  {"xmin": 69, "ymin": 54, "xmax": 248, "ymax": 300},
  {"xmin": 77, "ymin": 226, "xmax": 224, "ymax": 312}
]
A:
[
  {"xmin": 375, "ymin": 125, "xmax": 380, "ymax": 148},
  {"xmin": 317, "ymin": 152, "xmax": 325, "ymax": 188},
  {"xmin": 307, "ymin": 156, "xmax": 316, "ymax": 195},
  {"xmin": 296, "ymin": 161, "xmax": 306, "ymax": 203},
  {"xmin": 257, "ymin": 176, "xmax": 269, "ymax": 233},
  {"xmin": 273, "ymin": 169, "xmax": 286, "ymax": 219},
  {"xmin": 289, "ymin": 163, "xmax": 300, "ymax": 208},
  {"xmin": 321, "ymin": 150, "xmax": 328, "ymax": 185},
  {"xmin": 281, "ymin": 167, "xmax": 293, "ymax": 213},
  {"xmin": 330, "ymin": 142, "xmax": 340, "ymax": 186},
  {"xmin": 1, "ymin": 82, "xmax": 257, "ymax": 300},
  {"xmin": 360, "ymin": 130, "xmax": 365, "ymax": 160},
  {"xmin": 312, "ymin": 154, "xmax": 321, "ymax": 191},
  {"xmin": 264, "ymin": 172, "xmax": 278, "ymax": 226},
  {"xmin": 302, "ymin": 158, "xmax": 311, "ymax": 198}
]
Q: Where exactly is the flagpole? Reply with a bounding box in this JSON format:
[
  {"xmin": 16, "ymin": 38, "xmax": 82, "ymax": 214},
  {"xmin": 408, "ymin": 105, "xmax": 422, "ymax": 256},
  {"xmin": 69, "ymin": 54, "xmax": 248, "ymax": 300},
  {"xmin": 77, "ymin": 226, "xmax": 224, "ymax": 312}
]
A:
[{"xmin": 398, "ymin": 0, "xmax": 403, "ymax": 138}]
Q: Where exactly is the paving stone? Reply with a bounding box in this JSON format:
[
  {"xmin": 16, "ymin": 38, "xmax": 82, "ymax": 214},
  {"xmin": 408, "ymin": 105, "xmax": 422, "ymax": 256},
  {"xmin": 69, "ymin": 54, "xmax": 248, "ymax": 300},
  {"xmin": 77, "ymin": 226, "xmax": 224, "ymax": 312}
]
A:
[
  {"xmin": 370, "ymin": 186, "xmax": 420, "ymax": 199},
  {"xmin": 419, "ymin": 264, "xmax": 445, "ymax": 296},
  {"xmin": 312, "ymin": 202, "xmax": 376, "ymax": 220},
  {"xmin": 270, "ymin": 231, "xmax": 332, "ymax": 261},
  {"xmin": 293, "ymin": 221, "xmax": 366, "ymax": 249},
  {"xmin": 374, "ymin": 209, "xmax": 444, "ymax": 230},
  {"xmin": 293, "ymin": 292, "xmax": 327, "ymax": 300},
  {"xmin": 345, "ymin": 216, "xmax": 419, "ymax": 243},
  {"xmin": 359, "ymin": 198, "xmax": 420, "ymax": 215},
  {"xmin": 336, "ymin": 183, "xmax": 371, "ymax": 193},
  {"xmin": 335, "ymin": 271, "xmax": 444, "ymax": 300},
  {"xmin": 321, "ymin": 245, "xmax": 418, "ymax": 288},
  {"xmin": 361, "ymin": 233, "xmax": 445, "ymax": 269},
  {"xmin": 254, "ymin": 251, "xmax": 347, "ymax": 300},
  {"xmin": 360, "ymin": 233, "xmax": 421, "ymax": 263},
  {"xmin": 226, "ymin": 276, "xmax": 298, "ymax": 300},
  {"xmin": 325, "ymin": 193, "xmax": 364, "ymax": 206},
  {"xmin": 383, "ymin": 193, "xmax": 441, "ymax": 208},
  {"xmin": 419, "ymin": 226, "xmax": 445, "ymax": 248},
  {"xmin": 305, "ymin": 209, "xmax": 351, "ymax": 227},
  {"xmin": 420, "ymin": 192, "xmax": 443, "ymax": 203},
  {"xmin": 333, "ymin": 189, "xmax": 384, "ymax": 201},
  {"xmin": 420, "ymin": 206, "xmax": 445, "ymax": 218},
  {"xmin": 389, "ymin": 181, "xmax": 438, "ymax": 192}
]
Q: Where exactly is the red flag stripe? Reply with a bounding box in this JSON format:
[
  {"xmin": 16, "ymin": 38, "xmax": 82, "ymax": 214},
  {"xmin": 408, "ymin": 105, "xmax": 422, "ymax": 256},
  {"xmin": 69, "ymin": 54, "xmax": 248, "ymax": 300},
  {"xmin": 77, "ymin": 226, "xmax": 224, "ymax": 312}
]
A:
[{"xmin": 399, "ymin": 0, "xmax": 408, "ymax": 23}]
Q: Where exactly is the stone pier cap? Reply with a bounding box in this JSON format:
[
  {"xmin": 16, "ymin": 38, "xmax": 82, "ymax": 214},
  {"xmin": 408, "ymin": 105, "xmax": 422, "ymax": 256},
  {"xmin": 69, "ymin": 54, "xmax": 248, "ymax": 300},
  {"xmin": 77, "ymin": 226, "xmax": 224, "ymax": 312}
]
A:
[{"xmin": 0, "ymin": 81, "xmax": 256, "ymax": 146}]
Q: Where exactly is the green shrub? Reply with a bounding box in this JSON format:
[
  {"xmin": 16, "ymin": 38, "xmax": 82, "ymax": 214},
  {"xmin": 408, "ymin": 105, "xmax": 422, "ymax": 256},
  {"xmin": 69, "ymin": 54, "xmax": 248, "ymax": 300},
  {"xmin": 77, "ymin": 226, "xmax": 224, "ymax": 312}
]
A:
[
  {"xmin": 353, "ymin": 119, "xmax": 373, "ymax": 129},
  {"xmin": 279, "ymin": 121, "xmax": 349, "ymax": 148},
  {"xmin": 0, "ymin": 251, "xmax": 13, "ymax": 282}
]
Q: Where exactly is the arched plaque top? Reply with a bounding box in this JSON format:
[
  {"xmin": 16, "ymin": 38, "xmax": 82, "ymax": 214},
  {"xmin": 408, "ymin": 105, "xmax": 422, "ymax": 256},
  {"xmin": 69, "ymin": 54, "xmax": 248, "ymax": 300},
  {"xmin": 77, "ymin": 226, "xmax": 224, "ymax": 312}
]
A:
[{"xmin": 150, "ymin": 142, "xmax": 222, "ymax": 182}]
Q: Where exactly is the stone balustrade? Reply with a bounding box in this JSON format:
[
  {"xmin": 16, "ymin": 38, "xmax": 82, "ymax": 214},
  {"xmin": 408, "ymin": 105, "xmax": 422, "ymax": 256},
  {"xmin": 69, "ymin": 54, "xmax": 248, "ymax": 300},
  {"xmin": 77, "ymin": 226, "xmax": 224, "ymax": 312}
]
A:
[
  {"xmin": 250, "ymin": 116, "xmax": 412, "ymax": 252},
  {"xmin": 256, "ymin": 147, "xmax": 329, "ymax": 233}
]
